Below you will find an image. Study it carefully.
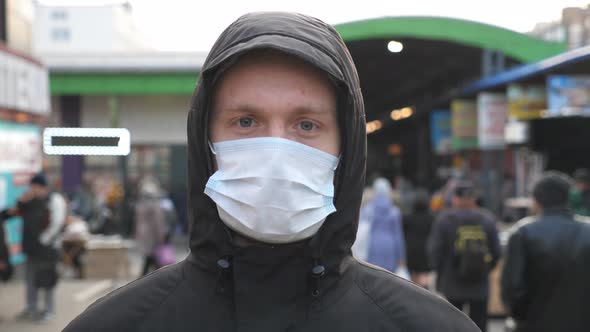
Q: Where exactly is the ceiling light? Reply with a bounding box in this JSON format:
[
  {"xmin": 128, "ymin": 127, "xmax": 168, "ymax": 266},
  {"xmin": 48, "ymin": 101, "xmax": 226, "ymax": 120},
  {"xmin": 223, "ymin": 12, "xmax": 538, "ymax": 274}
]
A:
[
  {"xmin": 400, "ymin": 107, "xmax": 413, "ymax": 118},
  {"xmin": 366, "ymin": 120, "xmax": 383, "ymax": 134},
  {"xmin": 387, "ymin": 41, "xmax": 403, "ymax": 53}
]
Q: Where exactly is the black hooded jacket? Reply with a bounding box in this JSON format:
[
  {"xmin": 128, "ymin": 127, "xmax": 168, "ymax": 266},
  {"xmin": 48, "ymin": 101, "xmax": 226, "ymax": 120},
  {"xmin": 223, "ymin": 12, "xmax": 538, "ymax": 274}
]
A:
[{"xmin": 63, "ymin": 12, "xmax": 479, "ymax": 332}]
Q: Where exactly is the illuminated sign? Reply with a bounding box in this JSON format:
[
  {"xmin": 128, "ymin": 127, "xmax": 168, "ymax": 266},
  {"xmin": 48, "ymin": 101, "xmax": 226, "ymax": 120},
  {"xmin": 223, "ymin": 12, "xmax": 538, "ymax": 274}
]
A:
[
  {"xmin": 43, "ymin": 128, "xmax": 131, "ymax": 156},
  {"xmin": 0, "ymin": 121, "xmax": 41, "ymax": 173}
]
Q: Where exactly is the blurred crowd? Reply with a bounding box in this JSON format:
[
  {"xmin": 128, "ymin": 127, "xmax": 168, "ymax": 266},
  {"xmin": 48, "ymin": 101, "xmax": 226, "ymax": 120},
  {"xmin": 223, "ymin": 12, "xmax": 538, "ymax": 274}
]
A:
[
  {"xmin": 0, "ymin": 172, "xmax": 181, "ymax": 323},
  {"xmin": 353, "ymin": 168, "xmax": 590, "ymax": 332}
]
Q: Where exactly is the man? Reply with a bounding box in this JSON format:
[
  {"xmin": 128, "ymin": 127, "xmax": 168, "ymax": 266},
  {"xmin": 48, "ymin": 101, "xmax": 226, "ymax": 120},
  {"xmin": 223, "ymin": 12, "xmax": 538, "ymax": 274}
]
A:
[
  {"xmin": 501, "ymin": 172, "xmax": 590, "ymax": 332},
  {"xmin": 428, "ymin": 181, "xmax": 501, "ymax": 332},
  {"xmin": 569, "ymin": 168, "xmax": 590, "ymax": 216},
  {"xmin": 64, "ymin": 12, "xmax": 478, "ymax": 331},
  {"xmin": 10, "ymin": 173, "xmax": 66, "ymax": 321}
]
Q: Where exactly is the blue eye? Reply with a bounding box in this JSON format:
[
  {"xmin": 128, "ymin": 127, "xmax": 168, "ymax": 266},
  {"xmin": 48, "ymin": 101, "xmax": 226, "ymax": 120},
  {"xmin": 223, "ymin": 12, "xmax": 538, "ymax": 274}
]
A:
[
  {"xmin": 299, "ymin": 121, "xmax": 315, "ymax": 131},
  {"xmin": 238, "ymin": 117, "xmax": 254, "ymax": 128}
]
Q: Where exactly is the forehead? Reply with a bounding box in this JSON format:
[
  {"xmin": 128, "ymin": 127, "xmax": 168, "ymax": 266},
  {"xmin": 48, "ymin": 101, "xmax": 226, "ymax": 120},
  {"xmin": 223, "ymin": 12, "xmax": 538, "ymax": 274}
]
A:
[{"xmin": 211, "ymin": 50, "xmax": 336, "ymax": 110}]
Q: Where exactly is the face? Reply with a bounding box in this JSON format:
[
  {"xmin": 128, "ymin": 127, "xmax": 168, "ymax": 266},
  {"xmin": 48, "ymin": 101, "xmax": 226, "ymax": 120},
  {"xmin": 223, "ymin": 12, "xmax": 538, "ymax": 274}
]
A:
[
  {"xmin": 209, "ymin": 51, "xmax": 340, "ymax": 157},
  {"xmin": 30, "ymin": 184, "xmax": 47, "ymax": 196}
]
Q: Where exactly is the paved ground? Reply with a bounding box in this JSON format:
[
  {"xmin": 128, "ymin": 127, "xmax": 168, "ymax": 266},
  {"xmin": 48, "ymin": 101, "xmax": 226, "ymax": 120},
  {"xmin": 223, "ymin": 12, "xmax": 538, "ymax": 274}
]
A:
[{"xmin": 0, "ymin": 278, "xmax": 129, "ymax": 332}]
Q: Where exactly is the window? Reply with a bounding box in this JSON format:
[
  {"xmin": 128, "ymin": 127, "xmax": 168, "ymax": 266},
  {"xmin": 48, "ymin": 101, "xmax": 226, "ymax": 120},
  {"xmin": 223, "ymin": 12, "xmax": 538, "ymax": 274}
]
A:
[
  {"xmin": 51, "ymin": 10, "xmax": 68, "ymax": 20},
  {"xmin": 51, "ymin": 28, "xmax": 70, "ymax": 41}
]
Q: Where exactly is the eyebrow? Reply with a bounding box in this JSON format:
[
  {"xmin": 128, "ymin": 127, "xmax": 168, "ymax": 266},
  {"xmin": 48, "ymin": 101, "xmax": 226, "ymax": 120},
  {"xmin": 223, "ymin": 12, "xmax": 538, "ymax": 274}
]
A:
[{"xmin": 221, "ymin": 104, "xmax": 334, "ymax": 116}]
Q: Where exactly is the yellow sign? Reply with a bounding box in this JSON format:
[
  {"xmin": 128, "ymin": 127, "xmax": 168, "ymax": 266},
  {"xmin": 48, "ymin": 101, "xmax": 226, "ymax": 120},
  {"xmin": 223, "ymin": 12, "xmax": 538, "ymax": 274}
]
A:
[{"xmin": 507, "ymin": 84, "xmax": 546, "ymax": 120}]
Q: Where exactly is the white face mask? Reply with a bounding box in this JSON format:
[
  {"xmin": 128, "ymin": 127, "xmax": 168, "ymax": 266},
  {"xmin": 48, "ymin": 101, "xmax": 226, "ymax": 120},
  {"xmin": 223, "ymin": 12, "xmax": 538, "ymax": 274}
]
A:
[{"xmin": 204, "ymin": 137, "xmax": 338, "ymax": 244}]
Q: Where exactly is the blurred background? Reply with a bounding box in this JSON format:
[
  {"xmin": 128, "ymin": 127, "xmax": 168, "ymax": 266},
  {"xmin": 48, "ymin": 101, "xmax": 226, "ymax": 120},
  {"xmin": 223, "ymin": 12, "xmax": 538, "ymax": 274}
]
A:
[{"xmin": 1, "ymin": 0, "xmax": 590, "ymax": 330}]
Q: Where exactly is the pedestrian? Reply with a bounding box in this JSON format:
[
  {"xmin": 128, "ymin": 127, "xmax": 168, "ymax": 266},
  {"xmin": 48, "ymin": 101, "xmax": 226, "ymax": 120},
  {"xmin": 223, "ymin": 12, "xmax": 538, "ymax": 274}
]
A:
[
  {"xmin": 428, "ymin": 181, "xmax": 501, "ymax": 332},
  {"xmin": 159, "ymin": 187, "xmax": 178, "ymax": 241},
  {"xmin": 9, "ymin": 173, "xmax": 66, "ymax": 322},
  {"xmin": 69, "ymin": 178, "xmax": 97, "ymax": 222},
  {"xmin": 359, "ymin": 177, "xmax": 408, "ymax": 276},
  {"xmin": 351, "ymin": 186, "xmax": 374, "ymax": 261},
  {"xmin": 569, "ymin": 168, "xmax": 590, "ymax": 216},
  {"xmin": 403, "ymin": 189, "xmax": 434, "ymax": 288},
  {"xmin": 0, "ymin": 210, "xmax": 14, "ymax": 283},
  {"xmin": 64, "ymin": 12, "xmax": 479, "ymax": 331},
  {"xmin": 134, "ymin": 178, "xmax": 166, "ymax": 276},
  {"xmin": 61, "ymin": 213, "xmax": 90, "ymax": 279},
  {"xmin": 501, "ymin": 171, "xmax": 590, "ymax": 332}
]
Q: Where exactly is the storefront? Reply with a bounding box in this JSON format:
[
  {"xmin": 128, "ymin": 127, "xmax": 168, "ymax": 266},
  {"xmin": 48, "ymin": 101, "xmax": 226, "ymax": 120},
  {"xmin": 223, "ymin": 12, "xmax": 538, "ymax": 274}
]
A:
[{"xmin": 0, "ymin": 42, "xmax": 50, "ymax": 264}]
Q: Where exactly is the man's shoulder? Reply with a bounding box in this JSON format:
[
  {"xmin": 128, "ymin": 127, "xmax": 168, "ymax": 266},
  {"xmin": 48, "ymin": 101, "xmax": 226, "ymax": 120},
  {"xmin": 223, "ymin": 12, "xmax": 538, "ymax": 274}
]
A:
[
  {"xmin": 63, "ymin": 262, "xmax": 184, "ymax": 332},
  {"xmin": 352, "ymin": 261, "xmax": 479, "ymax": 331}
]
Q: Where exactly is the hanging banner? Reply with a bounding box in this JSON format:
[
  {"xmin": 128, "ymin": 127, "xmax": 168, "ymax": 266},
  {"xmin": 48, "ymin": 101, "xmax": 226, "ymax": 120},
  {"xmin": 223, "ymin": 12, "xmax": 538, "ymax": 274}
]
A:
[
  {"xmin": 507, "ymin": 84, "xmax": 546, "ymax": 120},
  {"xmin": 548, "ymin": 75, "xmax": 590, "ymax": 116},
  {"xmin": 0, "ymin": 46, "xmax": 50, "ymax": 115},
  {"xmin": 431, "ymin": 110, "xmax": 452, "ymax": 155},
  {"xmin": 451, "ymin": 99, "xmax": 478, "ymax": 150},
  {"xmin": 478, "ymin": 93, "xmax": 508, "ymax": 150}
]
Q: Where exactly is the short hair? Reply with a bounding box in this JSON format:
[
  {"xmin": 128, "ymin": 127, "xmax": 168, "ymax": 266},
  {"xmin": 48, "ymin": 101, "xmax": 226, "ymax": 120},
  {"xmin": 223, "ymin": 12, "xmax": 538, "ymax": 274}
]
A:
[
  {"xmin": 30, "ymin": 173, "xmax": 48, "ymax": 187},
  {"xmin": 532, "ymin": 171, "xmax": 572, "ymax": 208}
]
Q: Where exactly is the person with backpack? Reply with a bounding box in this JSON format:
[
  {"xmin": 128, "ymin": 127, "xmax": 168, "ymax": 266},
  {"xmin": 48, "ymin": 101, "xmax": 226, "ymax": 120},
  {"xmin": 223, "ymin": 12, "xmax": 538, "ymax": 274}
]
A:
[
  {"xmin": 428, "ymin": 181, "xmax": 501, "ymax": 332},
  {"xmin": 5, "ymin": 173, "xmax": 66, "ymax": 322}
]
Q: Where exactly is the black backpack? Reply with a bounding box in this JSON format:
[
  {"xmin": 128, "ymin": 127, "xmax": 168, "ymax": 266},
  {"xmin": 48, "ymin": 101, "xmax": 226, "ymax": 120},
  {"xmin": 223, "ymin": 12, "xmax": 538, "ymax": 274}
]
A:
[{"xmin": 452, "ymin": 216, "xmax": 491, "ymax": 283}]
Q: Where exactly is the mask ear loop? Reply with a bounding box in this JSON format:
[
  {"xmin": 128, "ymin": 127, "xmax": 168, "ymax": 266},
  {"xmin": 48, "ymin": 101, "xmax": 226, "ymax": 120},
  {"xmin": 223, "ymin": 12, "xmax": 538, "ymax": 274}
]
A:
[
  {"xmin": 208, "ymin": 141, "xmax": 217, "ymax": 155},
  {"xmin": 333, "ymin": 155, "xmax": 341, "ymax": 171}
]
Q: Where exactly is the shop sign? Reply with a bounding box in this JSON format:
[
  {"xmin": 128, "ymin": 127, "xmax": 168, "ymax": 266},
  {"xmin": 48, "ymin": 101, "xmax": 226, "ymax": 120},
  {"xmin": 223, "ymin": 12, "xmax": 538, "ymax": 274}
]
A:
[
  {"xmin": 548, "ymin": 75, "xmax": 590, "ymax": 116},
  {"xmin": 478, "ymin": 93, "xmax": 508, "ymax": 150},
  {"xmin": 507, "ymin": 84, "xmax": 546, "ymax": 120},
  {"xmin": 430, "ymin": 110, "xmax": 452, "ymax": 155},
  {"xmin": 0, "ymin": 121, "xmax": 41, "ymax": 173},
  {"xmin": 451, "ymin": 99, "xmax": 478, "ymax": 151},
  {"xmin": 0, "ymin": 49, "xmax": 50, "ymax": 115},
  {"xmin": 43, "ymin": 127, "xmax": 131, "ymax": 156}
]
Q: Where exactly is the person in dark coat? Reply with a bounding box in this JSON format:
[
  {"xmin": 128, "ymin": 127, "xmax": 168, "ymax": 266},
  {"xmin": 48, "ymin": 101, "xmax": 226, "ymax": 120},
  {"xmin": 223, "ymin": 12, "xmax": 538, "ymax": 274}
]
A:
[
  {"xmin": 501, "ymin": 171, "xmax": 590, "ymax": 332},
  {"xmin": 9, "ymin": 173, "xmax": 67, "ymax": 322},
  {"xmin": 428, "ymin": 181, "xmax": 501, "ymax": 332},
  {"xmin": 569, "ymin": 168, "xmax": 590, "ymax": 216},
  {"xmin": 63, "ymin": 12, "xmax": 479, "ymax": 332},
  {"xmin": 0, "ymin": 209, "xmax": 13, "ymax": 282},
  {"xmin": 403, "ymin": 190, "xmax": 434, "ymax": 288}
]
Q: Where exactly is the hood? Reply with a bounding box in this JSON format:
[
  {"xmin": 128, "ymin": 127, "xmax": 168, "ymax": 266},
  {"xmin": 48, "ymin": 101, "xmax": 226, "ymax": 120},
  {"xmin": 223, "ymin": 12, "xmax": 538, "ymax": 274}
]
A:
[{"xmin": 186, "ymin": 12, "xmax": 366, "ymax": 270}]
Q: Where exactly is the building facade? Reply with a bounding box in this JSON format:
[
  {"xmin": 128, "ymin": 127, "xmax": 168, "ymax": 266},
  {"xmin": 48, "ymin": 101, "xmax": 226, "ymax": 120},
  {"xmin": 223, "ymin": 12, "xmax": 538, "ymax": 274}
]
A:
[
  {"xmin": 33, "ymin": 2, "xmax": 150, "ymax": 55},
  {"xmin": 531, "ymin": 5, "xmax": 590, "ymax": 49}
]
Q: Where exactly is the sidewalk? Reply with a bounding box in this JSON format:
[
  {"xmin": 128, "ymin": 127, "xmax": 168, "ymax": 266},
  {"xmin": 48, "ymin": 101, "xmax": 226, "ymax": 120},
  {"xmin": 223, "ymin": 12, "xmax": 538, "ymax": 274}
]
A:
[
  {"xmin": 0, "ymin": 278, "xmax": 127, "ymax": 332},
  {"xmin": 0, "ymin": 236, "xmax": 190, "ymax": 332}
]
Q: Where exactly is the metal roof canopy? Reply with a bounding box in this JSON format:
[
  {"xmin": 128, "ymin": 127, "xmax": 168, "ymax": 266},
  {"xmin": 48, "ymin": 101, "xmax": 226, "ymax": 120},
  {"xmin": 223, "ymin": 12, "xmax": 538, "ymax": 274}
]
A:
[
  {"xmin": 461, "ymin": 45, "xmax": 590, "ymax": 96},
  {"xmin": 48, "ymin": 16, "xmax": 564, "ymax": 98},
  {"xmin": 336, "ymin": 17, "xmax": 562, "ymax": 182},
  {"xmin": 336, "ymin": 16, "xmax": 564, "ymax": 122},
  {"xmin": 457, "ymin": 45, "xmax": 590, "ymax": 174},
  {"xmin": 336, "ymin": 16, "xmax": 564, "ymax": 63}
]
